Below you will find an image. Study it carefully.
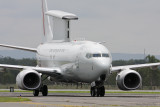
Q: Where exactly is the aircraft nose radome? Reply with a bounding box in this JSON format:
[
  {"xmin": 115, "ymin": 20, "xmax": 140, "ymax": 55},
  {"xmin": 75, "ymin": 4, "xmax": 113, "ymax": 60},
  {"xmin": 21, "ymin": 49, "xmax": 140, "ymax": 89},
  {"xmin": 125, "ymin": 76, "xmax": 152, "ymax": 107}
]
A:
[{"xmin": 95, "ymin": 59, "xmax": 111, "ymax": 73}]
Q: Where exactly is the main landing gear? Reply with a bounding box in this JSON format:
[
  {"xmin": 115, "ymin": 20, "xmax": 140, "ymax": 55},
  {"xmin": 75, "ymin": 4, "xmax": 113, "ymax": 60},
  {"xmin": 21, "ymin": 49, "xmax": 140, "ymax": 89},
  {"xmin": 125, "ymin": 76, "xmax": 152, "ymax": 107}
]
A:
[
  {"xmin": 33, "ymin": 74, "xmax": 49, "ymax": 96},
  {"xmin": 90, "ymin": 81, "xmax": 105, "ymax": 97},
  {"xmin": 33, "ymin": 85, "xmax": 48, "ymax": 96}
]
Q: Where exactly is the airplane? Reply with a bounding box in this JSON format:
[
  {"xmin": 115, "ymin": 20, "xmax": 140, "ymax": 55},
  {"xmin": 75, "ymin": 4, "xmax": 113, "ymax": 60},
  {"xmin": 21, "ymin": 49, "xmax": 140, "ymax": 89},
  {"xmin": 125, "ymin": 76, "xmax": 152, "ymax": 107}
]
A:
[{"xmin": 0, "ymin": 0, "xmax": 160, "ymax": 97}]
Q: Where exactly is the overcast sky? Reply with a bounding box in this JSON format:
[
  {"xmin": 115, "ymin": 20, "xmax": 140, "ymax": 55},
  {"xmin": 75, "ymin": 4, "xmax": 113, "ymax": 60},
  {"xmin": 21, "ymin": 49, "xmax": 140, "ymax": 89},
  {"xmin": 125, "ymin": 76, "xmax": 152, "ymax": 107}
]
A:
[{"xmin": 0, "ymin": 0, "xmax": 160, "ymax": 55}]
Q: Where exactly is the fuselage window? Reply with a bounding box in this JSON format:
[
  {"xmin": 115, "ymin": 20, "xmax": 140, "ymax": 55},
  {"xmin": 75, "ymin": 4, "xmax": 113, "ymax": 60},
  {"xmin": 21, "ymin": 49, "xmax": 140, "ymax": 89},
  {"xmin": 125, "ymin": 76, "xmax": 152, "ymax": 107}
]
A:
[{"xmin": 102, "ymin": 53, "xmax": 109, "ymax": 57}]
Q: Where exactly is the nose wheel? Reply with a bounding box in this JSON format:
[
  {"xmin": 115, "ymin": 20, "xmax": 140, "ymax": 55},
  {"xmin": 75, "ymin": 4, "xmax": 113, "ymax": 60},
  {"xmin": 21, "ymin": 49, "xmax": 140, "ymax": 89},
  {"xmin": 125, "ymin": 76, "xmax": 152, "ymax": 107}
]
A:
[
  {"xmin": 99, "ymin": 86, "xmax": 105, "ymax": 97},
  {"xmin": 90, "ymin": 87, "xmax": 96, "ymax": 97},
  {"xmin": 90, "ymin": 86, "xmax": 105, "ymax": 97}
]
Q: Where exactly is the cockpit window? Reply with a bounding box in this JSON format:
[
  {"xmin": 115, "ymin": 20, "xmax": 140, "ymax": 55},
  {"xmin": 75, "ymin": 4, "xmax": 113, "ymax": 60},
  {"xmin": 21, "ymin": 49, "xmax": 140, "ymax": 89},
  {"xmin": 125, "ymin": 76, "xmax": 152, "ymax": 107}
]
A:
[
  {"xmin": 86, "ymin": 53, "xmax": 110, "ymax": 59},
  {"xmin": 86, "ymin": 53, "xmax": 109, "ymax": 59},
  {"xmin": 93, "ymin": 54, "xmax": 101, "ymax": 57},
  {"xmin": 102, "ymin": 53, "xmax": 109, "ymax": 57}
]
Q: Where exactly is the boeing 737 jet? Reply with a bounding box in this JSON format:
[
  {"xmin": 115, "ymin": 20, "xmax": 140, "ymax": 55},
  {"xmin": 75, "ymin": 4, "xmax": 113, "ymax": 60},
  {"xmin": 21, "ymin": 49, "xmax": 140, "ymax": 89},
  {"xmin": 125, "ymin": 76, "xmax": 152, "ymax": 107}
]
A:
[{"xmin": 0, "ymin": 0, "xmax": 160, "ymax": 97}]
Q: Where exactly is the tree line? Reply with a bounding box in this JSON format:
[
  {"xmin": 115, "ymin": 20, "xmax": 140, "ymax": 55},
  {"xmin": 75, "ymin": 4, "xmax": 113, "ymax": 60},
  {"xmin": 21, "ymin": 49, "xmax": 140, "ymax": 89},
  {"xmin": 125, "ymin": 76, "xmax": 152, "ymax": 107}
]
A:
[
  {"xmin": 108, "ymin": 55, "xmax": 160, "ymax": 89},
  {"xmin": 0, "ymin": 57, "xmax": 36, "ymax": 84},
  {"xmin": 0, "ymin": 55, "xmax": 160, "ymax": 88}
]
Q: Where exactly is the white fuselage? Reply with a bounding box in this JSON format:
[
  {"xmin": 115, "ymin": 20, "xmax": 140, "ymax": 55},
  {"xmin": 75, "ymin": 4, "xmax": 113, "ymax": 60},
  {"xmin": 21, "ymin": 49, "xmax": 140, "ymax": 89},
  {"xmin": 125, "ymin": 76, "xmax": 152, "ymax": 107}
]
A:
[{"xmin": 36, "ymin": 41, "xmax": 112, "ymax": 83}]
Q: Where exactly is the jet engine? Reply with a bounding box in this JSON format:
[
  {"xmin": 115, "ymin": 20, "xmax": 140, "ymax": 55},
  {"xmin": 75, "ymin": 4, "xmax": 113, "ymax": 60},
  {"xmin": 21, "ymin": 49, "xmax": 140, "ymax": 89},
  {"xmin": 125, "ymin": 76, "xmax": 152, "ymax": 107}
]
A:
[
  {"xmin": 116, "ymin": 69, "xmax": 142, "ymax": 90},
  {"xmin": 16, "ymin": 69, "xmax": 41, "ymax": 90}
]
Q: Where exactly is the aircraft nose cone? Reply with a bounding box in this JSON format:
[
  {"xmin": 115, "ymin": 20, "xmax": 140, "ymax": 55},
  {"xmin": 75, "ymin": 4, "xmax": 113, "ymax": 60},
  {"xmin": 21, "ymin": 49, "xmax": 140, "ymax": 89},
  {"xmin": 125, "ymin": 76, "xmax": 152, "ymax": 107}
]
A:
[
  {"xmin": 95, "ymin": 59, "xmax": 111, "ymax": 74},
  {"xmin": 100, "ymin": 60, "xmax": 110, "ymax": 70}
]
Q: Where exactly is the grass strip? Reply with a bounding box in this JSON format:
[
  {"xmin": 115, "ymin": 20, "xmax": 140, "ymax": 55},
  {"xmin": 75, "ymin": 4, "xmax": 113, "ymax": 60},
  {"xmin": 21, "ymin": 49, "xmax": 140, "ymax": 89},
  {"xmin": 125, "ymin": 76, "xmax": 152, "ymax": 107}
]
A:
[
  {"xmin": 0, "ymin": 90, "xmax": 31, "ymax": 92},
  {"xmin": 49, "ymin": 91, "xmax": 160, "ymax": 94},
  {"xmin": 48, "ymin": 91, "xmax": 90, "ymax": 93},
  {"xmin": 1, "ymin": 90, "xmax": 160, "ymax": 94},
  {"xmin": 106, "ymin": 91, "xmax": 160, "ymax": 94},
  {"xmin": 0, "ymin": 97, "xmax": 31, "ymax": 102}
]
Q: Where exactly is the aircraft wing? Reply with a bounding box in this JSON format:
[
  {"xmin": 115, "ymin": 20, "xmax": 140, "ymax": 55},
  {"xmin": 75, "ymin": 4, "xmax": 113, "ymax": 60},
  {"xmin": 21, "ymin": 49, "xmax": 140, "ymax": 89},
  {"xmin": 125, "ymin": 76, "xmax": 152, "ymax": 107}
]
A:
[
  {"xmin": 0, "ymin": 44, "xmax": 37, "ymax": 52},
  {"xmin": 0, "ymin": 64, "xmax": 62, "ymax": 75},
  {"xmin": 111, "ymin": 63, "xmax": 160, "ymax": 73}
]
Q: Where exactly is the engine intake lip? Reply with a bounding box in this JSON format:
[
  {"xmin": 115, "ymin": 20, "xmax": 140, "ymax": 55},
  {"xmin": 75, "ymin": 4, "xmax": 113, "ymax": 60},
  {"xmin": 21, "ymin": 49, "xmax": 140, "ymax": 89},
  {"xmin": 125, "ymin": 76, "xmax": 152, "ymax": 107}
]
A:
[
  {"xmin": 123, "ymin": 73, "xmax": 141, "ymax": 90},
  {"xmin": 23, "ymin": 73, "xmax": 41, "ymax": 90}
]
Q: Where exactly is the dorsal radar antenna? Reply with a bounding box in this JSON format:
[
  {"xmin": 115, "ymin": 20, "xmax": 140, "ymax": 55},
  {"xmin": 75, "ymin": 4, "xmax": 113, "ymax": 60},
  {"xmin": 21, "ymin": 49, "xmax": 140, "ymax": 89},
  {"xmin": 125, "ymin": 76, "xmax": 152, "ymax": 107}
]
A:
[{"xmin": 46, "ymin": 10, "xmax": 78, "ymax": 42}]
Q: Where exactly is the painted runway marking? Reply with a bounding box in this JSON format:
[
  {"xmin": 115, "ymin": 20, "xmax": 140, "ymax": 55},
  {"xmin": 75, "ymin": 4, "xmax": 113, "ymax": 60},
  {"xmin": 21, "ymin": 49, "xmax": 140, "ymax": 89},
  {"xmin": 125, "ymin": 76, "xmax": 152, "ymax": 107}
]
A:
[{"xmin": 21, "ymin": 102, "xmax": 90, "ymax": 107}]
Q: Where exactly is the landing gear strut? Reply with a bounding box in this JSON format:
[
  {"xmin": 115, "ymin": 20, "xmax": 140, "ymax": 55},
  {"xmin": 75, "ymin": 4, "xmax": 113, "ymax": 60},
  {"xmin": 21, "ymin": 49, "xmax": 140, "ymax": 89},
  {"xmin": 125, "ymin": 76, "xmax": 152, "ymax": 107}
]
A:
[{"xmin": 33, "ymin": 74, "xmax": 49, "ymax": 96}]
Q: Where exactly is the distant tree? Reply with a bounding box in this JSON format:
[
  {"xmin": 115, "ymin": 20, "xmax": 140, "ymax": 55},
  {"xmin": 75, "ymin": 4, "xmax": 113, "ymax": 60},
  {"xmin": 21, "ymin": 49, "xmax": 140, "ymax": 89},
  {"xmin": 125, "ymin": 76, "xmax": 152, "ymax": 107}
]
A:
[
  {"xmin": 108, "ymin": 55, "xmax": 160, "ymax": 89},
  {"xmin": 139, "ymin": 55, "xmax": 160, "ymax": 89},
  {"xmin": 0, "ymin": 57, "xmax": 36, "ymax": 85},
  {"xmin": 0, "ymin": 56, "xmax": 160, "ymax": 89},
  {"xmin": 146, "ymin": 55, "xmax": 159, "ymax": 63}
]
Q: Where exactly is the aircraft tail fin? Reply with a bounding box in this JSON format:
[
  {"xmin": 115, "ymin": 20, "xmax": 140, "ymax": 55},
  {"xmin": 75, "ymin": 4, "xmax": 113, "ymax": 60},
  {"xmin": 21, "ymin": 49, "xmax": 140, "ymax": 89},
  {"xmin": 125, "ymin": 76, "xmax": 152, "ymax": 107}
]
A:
[
  {"xmin": 41, "ymin": 0, "xmax": 78, "ymax": 42},
  {"xmin": 41, "ymin": 0, "xmax": 53, "ymax": 42}
]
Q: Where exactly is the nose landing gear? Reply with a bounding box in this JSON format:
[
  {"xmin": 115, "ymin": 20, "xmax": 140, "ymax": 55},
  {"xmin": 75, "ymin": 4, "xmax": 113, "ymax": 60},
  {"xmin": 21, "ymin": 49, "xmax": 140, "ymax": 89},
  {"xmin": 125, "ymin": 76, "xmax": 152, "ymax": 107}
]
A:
[
  {"xmin": 90, "ymin": 81, "xmax": 105, "ymax": 97},
  {"xmin": 90, "ymin": 86, "xmax": 105, "ymax": 97}
]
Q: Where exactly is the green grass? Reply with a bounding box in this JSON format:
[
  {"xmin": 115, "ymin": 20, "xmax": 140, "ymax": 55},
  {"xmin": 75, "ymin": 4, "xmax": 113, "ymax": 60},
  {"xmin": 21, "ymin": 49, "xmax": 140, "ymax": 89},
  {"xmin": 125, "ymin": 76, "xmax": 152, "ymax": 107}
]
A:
[
  {"xmin": 106, "ymin": 91, "xmax": 160, "ymax": 94},
  {"xmin": 49, "ymin": 91, "xmax": 160, "ymax": 94},
  {"xmin": 1, "ymin": 90, "xmax": 160, "ymax": 94},
  {"xmin": 0, "ymin": 97, "xmax": 31, "ymax": 102},
  {"xmin": 0, "ymin": 90, "xmax": 31, "ymax": 92},
  {"xmin": 48, "ymin": 91, "xmax": 90, "ymax": 93}
]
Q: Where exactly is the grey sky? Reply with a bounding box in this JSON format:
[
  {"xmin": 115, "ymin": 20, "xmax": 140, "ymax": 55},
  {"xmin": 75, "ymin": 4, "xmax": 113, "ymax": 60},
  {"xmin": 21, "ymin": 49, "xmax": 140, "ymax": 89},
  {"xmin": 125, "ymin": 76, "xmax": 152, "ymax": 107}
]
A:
[{"xmin": 0, "ymin": 0, "xmax": 160, "ymax": 55}]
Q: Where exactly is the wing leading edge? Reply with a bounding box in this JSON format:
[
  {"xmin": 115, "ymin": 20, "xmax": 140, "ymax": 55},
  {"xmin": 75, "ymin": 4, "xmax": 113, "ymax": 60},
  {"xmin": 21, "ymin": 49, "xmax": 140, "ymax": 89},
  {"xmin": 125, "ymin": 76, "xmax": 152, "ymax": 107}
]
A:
[
  {"xmin": 0, "ymin": 64, "xmax": 62, "ymax": 75},
  {"xmin": 111, "ymin": 62, "xmax": 160, "ymax": 73},
  {"xmin": 0, "ymin": 44, "xmax": 37, "ymax": 52}
]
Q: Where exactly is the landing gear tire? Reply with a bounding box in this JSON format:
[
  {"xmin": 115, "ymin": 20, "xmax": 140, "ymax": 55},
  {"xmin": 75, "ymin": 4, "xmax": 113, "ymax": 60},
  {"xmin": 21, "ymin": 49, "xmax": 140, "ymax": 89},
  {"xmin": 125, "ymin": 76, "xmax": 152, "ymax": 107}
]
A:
[
  {"xmin": 33, "ymin": 90, "xmax": 39, "ymax": 96},
  {"xmin": 42, "ymin": 85, "xmax": 48, "ymax": 96},
  {"xmin": 90, "ymin": 87, "xmax": 96, "ymax": 97},
  {"xmin": 99, "ymin": 86, "xmax": 105, "ymax": 97},
  {"xmin": 96, "ymin": 88, "xmax": 100, "ymax": 97},
  {"xmin": 90, "ymin": 86, "xmax": 105, "ymax": 97}
]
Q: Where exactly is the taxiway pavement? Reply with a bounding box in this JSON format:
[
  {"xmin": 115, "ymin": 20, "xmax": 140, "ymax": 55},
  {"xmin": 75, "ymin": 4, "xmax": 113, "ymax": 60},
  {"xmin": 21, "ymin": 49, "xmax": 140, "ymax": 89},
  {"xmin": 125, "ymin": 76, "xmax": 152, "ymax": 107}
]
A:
[{"xmin": 0, "ymin": 90, "xmax": 160, "ymax": 107}]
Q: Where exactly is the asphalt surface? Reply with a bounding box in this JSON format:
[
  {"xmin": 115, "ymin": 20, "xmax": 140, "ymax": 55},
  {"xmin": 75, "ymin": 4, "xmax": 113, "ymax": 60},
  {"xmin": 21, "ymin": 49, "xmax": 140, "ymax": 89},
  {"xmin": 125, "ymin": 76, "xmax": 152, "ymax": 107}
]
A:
[{"xmin": 0, "ymin": 90, "xmax": 160, "ymax": 107}]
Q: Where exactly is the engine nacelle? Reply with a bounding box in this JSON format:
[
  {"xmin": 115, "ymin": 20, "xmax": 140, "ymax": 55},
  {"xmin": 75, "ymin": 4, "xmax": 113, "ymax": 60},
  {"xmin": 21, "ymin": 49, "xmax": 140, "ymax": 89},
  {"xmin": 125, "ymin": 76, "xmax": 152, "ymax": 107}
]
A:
[
  {"xmin": 116, "ymin": 69, "xmax": 142, "ymax": 90},
  {"xmin": 16, "ymin": 69, "xmax": 41, "ymax": 90}
]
